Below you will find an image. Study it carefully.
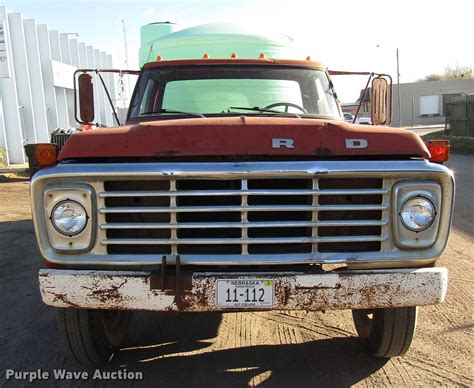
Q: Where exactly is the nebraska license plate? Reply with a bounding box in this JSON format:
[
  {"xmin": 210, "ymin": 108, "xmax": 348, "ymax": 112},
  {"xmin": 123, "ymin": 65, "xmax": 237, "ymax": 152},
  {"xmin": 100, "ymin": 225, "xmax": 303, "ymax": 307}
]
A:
[{"xmin": 216, "ymin": 279, "xmax": 275, "ymax": 308}]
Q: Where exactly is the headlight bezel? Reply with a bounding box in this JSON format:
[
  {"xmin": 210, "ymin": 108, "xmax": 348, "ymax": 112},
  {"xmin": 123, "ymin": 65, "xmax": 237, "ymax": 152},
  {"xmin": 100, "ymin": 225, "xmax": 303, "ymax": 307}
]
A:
[
  {"xmin": 51, "ymin": 199, "xmax": 89, "ymax": 236},
  {"xmin": 43, "ymin": 185, "xmax": 96, "ymax": 253},
  {"xmin": 400, "ymin": 196, "xmax": 436, "ymax": 232},
  {"xmin": 392, "ymin": 181, "xmax": 442, "ymax": 249}
]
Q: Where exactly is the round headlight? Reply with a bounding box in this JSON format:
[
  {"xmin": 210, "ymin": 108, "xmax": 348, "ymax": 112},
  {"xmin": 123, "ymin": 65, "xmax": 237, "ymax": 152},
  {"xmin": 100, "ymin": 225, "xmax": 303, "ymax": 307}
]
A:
[
  {"xmin": 400, "ymin": 197, "xmax": 435, "ymax": 231},
  {"xmin": 51, "ymin": 200, "xmax": 88, "ymax": 236}
]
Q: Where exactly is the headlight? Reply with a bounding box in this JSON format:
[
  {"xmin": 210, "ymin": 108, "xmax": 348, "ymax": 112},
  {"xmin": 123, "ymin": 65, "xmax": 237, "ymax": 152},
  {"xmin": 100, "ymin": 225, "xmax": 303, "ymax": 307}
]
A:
[
  {"xmin": 51, "ymin": 200, "xmax": 88, "ymax": 236},
  {"xmin": 400, "ymin": 196, "xmax": 435, "ymax": 231}
]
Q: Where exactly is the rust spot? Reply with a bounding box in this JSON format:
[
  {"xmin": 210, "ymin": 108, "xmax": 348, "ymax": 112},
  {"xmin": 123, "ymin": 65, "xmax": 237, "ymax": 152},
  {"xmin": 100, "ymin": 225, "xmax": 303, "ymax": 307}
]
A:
[
  {"xmin": 88, "ymin": 279, "xmax": 128, "ymax": 304},
  {"xmin": 154, "ymin": 150, "xmax": 181, "ymax": 156},
  {"xmin": 173, "ymin": 291, "xmax": 191, "ymax": 311},
  {"xmin": 51, "ymin": 292, "xmax": 80, "ymax": 308},
  {"xmin": 358, "ymin": 282, "xmax": 396, "ymax": 308},
  {"xmin": 275, "ymin": 279, "xmax": 292, "ymax": 307},
  {"xmin": 186, "ymin": 276, "xmax": 214, "ymax": 311},
  {"xmin": 169, "ymin": 276, "xmax": 214, "ymax": 311},
  {"xmin": 313, "ymin": 147, "xmax": 333, "ymax": 156},
  {"xmin": 295, "ymin": 282, "xmax": 342, "ymax": 290}
]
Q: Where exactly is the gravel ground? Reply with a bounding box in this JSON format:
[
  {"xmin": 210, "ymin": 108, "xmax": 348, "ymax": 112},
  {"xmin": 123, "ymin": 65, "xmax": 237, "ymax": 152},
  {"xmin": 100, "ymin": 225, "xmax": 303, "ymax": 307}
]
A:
[{"xmin": 0, "ymin": 155, "xmax": 472, "ymax": 387}]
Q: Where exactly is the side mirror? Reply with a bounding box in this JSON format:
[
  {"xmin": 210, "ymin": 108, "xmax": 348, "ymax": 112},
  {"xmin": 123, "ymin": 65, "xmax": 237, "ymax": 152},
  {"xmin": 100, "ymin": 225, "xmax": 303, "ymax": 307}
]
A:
[
  {"xmin": 78, "ymin": 73, "xmax": 95, "ymax": 123},
  {"xmin": 370, "ymin": 77, "xmax": 388, "ymax": 125}
]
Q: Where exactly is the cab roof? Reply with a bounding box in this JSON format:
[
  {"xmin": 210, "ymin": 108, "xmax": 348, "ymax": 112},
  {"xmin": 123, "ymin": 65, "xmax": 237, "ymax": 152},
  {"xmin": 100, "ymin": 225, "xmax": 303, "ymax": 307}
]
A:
[{"xmin": 143, "ymin": 57, "xmax": 326, "ymax": 70}]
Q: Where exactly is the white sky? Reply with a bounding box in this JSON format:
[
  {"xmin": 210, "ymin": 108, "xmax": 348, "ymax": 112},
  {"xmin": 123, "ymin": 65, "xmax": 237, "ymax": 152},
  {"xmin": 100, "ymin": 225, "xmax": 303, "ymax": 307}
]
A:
[{"xmin": 2, "ymin": 0, "xmax": 473, "ymax": 101}]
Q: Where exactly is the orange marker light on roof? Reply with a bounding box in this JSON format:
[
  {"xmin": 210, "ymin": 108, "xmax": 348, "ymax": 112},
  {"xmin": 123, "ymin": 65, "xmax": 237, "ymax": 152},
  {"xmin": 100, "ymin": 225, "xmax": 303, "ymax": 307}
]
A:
[
  {"xmin": 231, "ymin": 52, "xmax": 238, "ymax": 58},
  {"xmin": 34, "ymin": 143, "xmax": 58, "ymax": 167},
  {"xmin": 426, "ymin": 140, "xmax": 450, "ymax": 164},
  {"xmin": 259, "ymin": 53, "xmax": 265, "ymax": 59},
  {"xmin": 306, "ymin": 56, "xmax": 311, "ymax": 61},
  {"xmin": 202, "ymin": 53, "xmax": 209, "ymax": 58},
  {"xmin": 156, "ymin": 55, "xmax": 163, "ymax": 61}
]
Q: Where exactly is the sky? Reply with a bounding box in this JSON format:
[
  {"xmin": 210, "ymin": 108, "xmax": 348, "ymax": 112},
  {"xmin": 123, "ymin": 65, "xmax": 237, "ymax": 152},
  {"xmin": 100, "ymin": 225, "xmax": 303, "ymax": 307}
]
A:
[{"xmin": 1, "ymin": 0, "xmax": 473, "ymax": 102}]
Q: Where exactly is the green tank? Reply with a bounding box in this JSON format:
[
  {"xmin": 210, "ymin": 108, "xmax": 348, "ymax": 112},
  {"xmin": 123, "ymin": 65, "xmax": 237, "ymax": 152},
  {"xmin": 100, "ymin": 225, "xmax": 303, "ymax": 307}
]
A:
[{"xmin": 139, "ymin": 23, "xmax": 301, "ymax": 66}]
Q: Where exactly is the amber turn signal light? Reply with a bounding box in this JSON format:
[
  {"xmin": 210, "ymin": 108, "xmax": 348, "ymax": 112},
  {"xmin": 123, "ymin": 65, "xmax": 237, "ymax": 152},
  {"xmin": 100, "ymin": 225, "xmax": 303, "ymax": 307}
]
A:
[
  {"xmin": 34, "ymin": 143, "xmax": 58, "ymax": 167},
  {"xmin": 426, "ymin": 140, "xmax": 450, "ymax": 164}
]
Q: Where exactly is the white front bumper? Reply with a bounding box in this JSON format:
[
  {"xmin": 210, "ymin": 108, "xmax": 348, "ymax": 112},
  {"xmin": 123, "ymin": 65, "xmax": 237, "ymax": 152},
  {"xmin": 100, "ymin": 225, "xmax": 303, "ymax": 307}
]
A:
[{"xmin": 39, "ymin": 267, "xmax": 448, "ymax": 312}]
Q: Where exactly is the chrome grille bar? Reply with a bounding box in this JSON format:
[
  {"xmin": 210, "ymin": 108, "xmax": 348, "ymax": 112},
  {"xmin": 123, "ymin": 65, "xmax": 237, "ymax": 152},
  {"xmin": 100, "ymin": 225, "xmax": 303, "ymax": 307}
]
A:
[
  {"xmin": 100, "ymin": 204, "xmax": 388, "ymax": 213},
  {"xmin": 98, "ymin": 188, "xmax": 388, "ymax": 197},
  {"xmin": 101, "ymin": 235, "xmax": 388, "ymax": 245},
  {"xmin": 100, "ymin": 220, "xmax": 388, "ymax": 229}
]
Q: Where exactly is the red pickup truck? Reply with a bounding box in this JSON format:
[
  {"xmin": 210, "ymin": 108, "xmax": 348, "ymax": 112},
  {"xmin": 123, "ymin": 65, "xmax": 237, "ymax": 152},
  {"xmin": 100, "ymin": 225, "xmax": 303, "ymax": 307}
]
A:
[{"xmin": 30, "ymin": 57, "xmax": 453, "ymax": 366}]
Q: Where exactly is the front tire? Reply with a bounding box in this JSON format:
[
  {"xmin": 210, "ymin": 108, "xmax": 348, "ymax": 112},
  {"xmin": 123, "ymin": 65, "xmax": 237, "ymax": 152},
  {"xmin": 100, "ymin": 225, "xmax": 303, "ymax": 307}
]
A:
[
  {"xmin": 352, "ymin": 306, "xmax": 417, "ymax": 358},
  {"xmin": 58, "ymin": 308, "xmax": 132, "ymax": 366}
]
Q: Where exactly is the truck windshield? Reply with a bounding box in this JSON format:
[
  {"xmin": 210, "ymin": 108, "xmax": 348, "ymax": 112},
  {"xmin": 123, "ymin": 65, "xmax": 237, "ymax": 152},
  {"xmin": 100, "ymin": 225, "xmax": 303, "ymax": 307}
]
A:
[{"xmin": 129, "ymin": 65, "xmax": 341, "ymax": 120}]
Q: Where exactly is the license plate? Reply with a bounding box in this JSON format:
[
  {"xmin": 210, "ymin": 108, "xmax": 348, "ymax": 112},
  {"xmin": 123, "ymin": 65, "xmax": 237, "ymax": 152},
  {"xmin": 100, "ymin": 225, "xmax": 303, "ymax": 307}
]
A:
[{"xmin": 216, "ymin": 279, "xmax": 274, "ymax": 308}]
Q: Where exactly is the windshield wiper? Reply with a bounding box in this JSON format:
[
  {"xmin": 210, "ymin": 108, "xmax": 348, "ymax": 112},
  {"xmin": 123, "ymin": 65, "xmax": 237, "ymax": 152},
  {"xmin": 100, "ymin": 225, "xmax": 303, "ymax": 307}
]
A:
[
  {"xmin": 229, "ymin": 106, "xmax": 283, "ymax": 114},
  {"xmin": 141, "ymin": 108, "xmax": 205, "ymax": 118},
  {"xmin": 229, "ymin": 106, "xmax": 301, "ymax": 118}
]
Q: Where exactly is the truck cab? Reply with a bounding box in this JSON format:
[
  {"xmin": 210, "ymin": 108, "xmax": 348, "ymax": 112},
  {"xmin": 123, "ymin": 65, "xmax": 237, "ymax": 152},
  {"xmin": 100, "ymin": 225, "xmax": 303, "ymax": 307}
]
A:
[{"xmin": 30, "ymin": 56, "xmax": 454, "ymax": 366}]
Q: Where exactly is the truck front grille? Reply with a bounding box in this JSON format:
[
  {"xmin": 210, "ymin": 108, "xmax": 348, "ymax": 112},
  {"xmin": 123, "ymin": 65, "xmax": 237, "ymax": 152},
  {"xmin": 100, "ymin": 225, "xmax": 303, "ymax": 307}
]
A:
[{"xmin": 99, "ymin": 177, "xmax": 388, "ymax": 257}]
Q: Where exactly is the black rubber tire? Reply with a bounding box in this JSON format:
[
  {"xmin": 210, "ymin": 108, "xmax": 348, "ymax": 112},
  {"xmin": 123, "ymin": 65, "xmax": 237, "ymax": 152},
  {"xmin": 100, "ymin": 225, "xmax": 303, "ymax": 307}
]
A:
[
  {"xmin": 58, "ymin": 308, "xmax": 132, "ymax": 366},
  {"xmin": 352, "ymin": 306, "xmax": 417, "ymax": 358}
]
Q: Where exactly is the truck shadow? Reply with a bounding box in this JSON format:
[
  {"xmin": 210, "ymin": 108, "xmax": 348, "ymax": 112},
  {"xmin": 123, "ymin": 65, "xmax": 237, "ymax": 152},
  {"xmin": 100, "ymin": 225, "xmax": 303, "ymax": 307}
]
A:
[{"xmin": 113, "ymin": 311, "xmax": 388, "ymax": 387}]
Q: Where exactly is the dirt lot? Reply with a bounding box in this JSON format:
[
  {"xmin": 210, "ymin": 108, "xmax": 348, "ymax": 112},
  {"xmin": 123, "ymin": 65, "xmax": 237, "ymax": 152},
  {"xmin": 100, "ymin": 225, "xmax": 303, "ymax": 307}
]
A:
[{"xmin": 0, "ymin": 155, "xmax": 472, "ymax": 387}]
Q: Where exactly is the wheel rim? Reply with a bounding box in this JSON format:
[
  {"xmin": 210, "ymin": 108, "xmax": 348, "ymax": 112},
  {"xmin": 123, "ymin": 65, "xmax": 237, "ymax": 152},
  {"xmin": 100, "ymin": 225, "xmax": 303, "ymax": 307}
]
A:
[
  {"xmin": 101, "ymin": 310, "xmax": 129, "ymax": 347},
  {"xmin": 103, "ymin": 311, "xmax": 123, "ymax": 333},
  {"xmin": 353, "ymin": 309, "xmax": 375, "ymax": 339}
]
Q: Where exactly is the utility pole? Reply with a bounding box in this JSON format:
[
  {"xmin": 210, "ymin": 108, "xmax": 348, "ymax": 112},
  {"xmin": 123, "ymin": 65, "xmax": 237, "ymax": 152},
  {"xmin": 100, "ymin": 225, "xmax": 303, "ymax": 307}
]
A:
[
  {"xmin": 121, "ymin": 19, "xmax": 131, "ymax": 102},
  {"xmin": 377, "ymin": 44, "xmax": 402, "ymax": 127},
  {"xmin": 121, "ymin": 19, "xmax": 129, "ymax": 70},
  {"xmin": 396, "ymin": 48, "xmax": 402, "ymax": 127}
]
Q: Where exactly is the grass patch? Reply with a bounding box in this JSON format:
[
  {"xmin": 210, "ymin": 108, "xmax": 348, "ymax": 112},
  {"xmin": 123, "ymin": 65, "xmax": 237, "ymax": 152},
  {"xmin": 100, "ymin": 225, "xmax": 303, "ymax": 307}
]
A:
[{"xmin": 421, "ymin": 130, "xmax": 474, "ymax": 155}]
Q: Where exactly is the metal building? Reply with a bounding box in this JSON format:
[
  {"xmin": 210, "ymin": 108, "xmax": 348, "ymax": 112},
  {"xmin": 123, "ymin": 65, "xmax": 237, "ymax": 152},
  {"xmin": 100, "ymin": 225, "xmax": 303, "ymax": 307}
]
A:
[{"xmin": 0, "ymin": 6, "xmax": 117, "ymax": 165}]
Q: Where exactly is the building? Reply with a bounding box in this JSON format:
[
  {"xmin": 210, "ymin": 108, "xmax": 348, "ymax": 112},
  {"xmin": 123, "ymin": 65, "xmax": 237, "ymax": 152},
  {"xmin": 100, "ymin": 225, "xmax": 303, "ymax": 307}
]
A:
[
  {"xmin": 0, "ymin": 6, "xmax": 117, "ymax": 165},
  {"xmin": 342, "ymin": 78, "xmax": 474, "ymax": 127},
  {"xmin": 393, "ymin": 79, "xmax": 474, "ymax": 127}
]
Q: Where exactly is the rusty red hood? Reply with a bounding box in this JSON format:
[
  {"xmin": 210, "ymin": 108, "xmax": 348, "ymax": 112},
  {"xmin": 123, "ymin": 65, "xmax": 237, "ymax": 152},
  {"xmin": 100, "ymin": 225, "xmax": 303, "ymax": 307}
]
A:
[{"xmin": 58, "ymin": 116, "xmax": 429, "ymax": 160}]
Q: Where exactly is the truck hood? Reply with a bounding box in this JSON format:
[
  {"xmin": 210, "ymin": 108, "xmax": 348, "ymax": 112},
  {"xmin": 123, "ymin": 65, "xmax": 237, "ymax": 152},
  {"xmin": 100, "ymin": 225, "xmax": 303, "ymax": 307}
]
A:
[{"xmin": 58, "ymin": 116, "xmax": 429, "ymax": 160}]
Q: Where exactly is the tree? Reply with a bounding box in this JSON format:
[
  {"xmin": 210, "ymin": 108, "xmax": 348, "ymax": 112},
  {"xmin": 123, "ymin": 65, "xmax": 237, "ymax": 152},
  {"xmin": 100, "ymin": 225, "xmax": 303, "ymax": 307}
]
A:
[
  {"xmin": 422, "ymin": 73, "xmax": 443, "ymax": 81},
  {"xmin": 443, "ymin": 65, "xmax": 473, "ymax": 80},
  {"xmin": 420, "ymin": 64, "xmax": 473, "ymax": 81}
]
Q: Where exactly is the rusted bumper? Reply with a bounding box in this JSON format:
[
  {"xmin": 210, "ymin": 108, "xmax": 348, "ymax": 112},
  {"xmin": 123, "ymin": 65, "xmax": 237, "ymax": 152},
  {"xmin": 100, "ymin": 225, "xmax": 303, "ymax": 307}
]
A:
[{"xmin": 39, "ymin": 268, "xmax": 448, "ymax": 311}]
